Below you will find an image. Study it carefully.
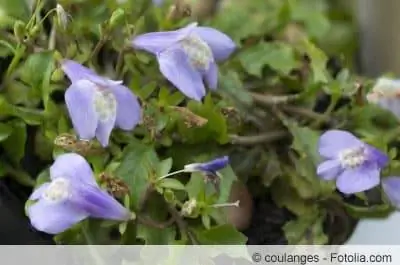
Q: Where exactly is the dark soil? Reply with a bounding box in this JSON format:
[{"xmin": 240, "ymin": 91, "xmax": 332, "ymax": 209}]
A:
[{"xmin": 243, "ymin": 194, "xmax": 294, "ymax": 245}]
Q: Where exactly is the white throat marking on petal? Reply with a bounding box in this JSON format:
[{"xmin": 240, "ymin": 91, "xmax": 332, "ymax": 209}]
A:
[
  {"xmin": 338, "ymin": 146, "xmax": 367, "ymax": 168},
  {"xmin": 93, "ymin": 87, "xmax": 117, "ymax": 122},
  {"xmin": 180, "ymin": 34, "xmax": 213, "ymax": 70},
  {"xmin": 42, "ymin": 178, "xmax": 71, "ymax": 203}
]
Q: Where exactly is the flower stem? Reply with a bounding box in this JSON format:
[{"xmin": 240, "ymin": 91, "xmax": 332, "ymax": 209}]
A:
[
  {"xmin": 167, "ymin": 204, "xmax": 198, "ymax": 244},
  {"xmin": 136, "ymin": 215, "xmax": 175, "ymax": 229},
  {"xmin": 158, "ymin": 169, "xmax": 186, "ymax": 180},
  {"xmin": 4, "ymin": 44, "xmax": 25, "ymax": 80},
  {"xmin": 229, "ymin": 131, "xmax": 287, "ymax": 145},
  {"xmin": 250, "ymin": 92, "xmax": 301, "ymax": 105}
]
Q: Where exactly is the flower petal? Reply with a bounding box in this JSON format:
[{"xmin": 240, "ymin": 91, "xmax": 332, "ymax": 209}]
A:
[
  {"xmin": 318, "ymin": 130, "xmax": 363, "ymax": 159},
  {"xmin": 316, "ymin": 159, "xmax": 342, "ymax": 180},
  {"xmin": 28, "ymin": 200, "xmax": 88, "ymax": 234},
  {"xmin": 72, "ymin": 184, "xmax": 131, "ymax": 221},
  {"xmin": 193, "ymin": 27, "xmax": 236, "ymax": 61},
  {"xmin": 158, "ymin": 48, "xmax": 205, "ymax": 101},
  {"xmin": 204, "ymin": 62, "xmax": 218, "ymax": 90},
  {"xmin": 110, "ymin": 85, "xmax": 142, "ymax": 130},
  {"xmin": 336, "ymin": 165, "xmax": 380, "ymax": 194},
  {"xmin": 132, "ymin": 23, "xmax": 197, "ymax": 54},
  {"xmin": 61, "ymin": 60, "xmax": 98, "ymax": 83},
  {"xmin": 65, "ymin": 80, "xmax": 98, "ymax": 141},
  {"xmin": 62, "ymin": 60, "xmax": 122, "ymax": 87},
  {"xmin": 184, "ymin": 156, "xmax": 229, "ymax": 174},
  {"xmin": 367, "ymin": 145, "xmax": 389, "ymax": 168},
  {"xmin": 382, "ymin": 176, "xmax": 400, "ymax": 208},
  {"xmin": 95, "ymin": 115, "xmax": 116, "ymax": 147},
  {"xmin": 50, "ymin": 153, "xmax": 96, "ymax": 185},
  {"xmin": 374, "ymin": 98, "xmax": 400, "ymax": 120},
  {"xmin": 29, "ymin": 183, "xmax": 50, "ymax": 200}
]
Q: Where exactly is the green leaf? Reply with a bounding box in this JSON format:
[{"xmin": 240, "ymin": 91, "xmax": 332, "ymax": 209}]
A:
[
  {"xmin": 271, "ymin": 178, "xmax": 318, "ymax": 216},
  {"xmin": 218, "ymin": 70, "xmax": 252, "ymax": 107},
  {"xmin": 283, "ymin": 212, "xmax": 328, "ymax": 244},
  {"xmin": 298, "ymin": 39, "xmax": 329, "ymax": 83},
  {"xmin": 0, "ymin": 123, "xmax": 13, "ymax": 142},
  {"xmin": 19, "ymin": 51, "xmax": 54, "ymax": 108},
  {"xmin": 217, "ymin": 165, "xmax": 237, "ymax": 203},
  {"xmin": 137, "ymin": 195, "xmax": 176, "ymax": 244},
  {"xmin": 186, "ymin": 172, "xmax": 206, "ymax": 199},
  {"xmin": 194, "ymin": 224, "xmax": 247, "ymax": 245},
  {"xmin": 158, "ymin": 178, "xmax": 186, "ymax": 190},
  {"xmin": 2, "ymin": 120, "xmax": 26, "ymax": 163},
  {"xmin": 137, "ymin": 81, "xmax": 157, "ymax": 100},
  {"xmin": 344, "ymin": 203, "xmax": 393, "ymax": 219},
  {"xmin": 178, "ymin": 96, "xmax": 228, "ymax": 144},
  {"xmin": 115, "ymin": 139, "xmax": 159, "ymax": 209},
  {"xmin": 239, "ymin": 42, "xmax": 299, "ymax": 77},
  {"xmin": 290, "ymin": 0, "xmax": 331, "ymax": 39},
  {"xmin": 284, "ymin": 121, "xmax": 335, "ymax": 198},
  {"xmin": 0, "ymin": 0, "xmax": 30, "ymax": 27},
  {"xmin": 156, "ymin": 157, "xmax": 173, "ymax": 178}
]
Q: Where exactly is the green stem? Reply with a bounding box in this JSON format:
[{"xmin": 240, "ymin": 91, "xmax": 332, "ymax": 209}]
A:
[
  {"xmin": 4, "ymin": 44, "xmax": 25, "ymax": 80},
  {"xmin": 229, "ymin": 131, "xmax": 287, "ymax": 145},
  {"xmin": 0, "ymin": 40, "xmax": 16, "ymax": 54},
  {"xmin": 115, "ymin": 48, "xmax": 127, "ymax": 78}
]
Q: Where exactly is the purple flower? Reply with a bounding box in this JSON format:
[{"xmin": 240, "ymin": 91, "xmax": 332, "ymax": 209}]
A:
[
  {"xmin": 317, "ymin": 130, "xmax": 388, "ymax": 194},
  {"xmin": 131, "ymin": 22, "xmax": 236, "ymax": 101},
  {"xmin": 62, "ymin": 60, "xmax": 142, "ymax": 147},
  {"xmin": 184, "ymin": 156, "xmax": 230, "ymax": 176},
  {"xmin": 152, "ymin": 0, "xmax": 164, "ymax": 5},
  {"xmin": 366, "ymin": 77, "xmax": 400, "ymax": 120},
  {"xmin": 382, "ymin": 177, "xmax": 400, "ymax": 209},
  {"xmin": 27, "ymin": 153, "xmax": 132, "ymax": 234}
]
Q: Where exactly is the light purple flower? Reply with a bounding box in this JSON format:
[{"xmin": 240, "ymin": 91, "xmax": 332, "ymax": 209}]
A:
[
  {"xmin": 62, "ymin": 60, "xmax": 142, "ymax": 147},
  {"xmin": 27, "ymin": 153, "xmax": 132, "ymax": 234},
  {"xmin": 131, "ymin": 22, "xmax": 236, "ymax": 101},
  {"xmin": 366, "ymin": 77, "xmax": 400, "ymax": 120},
  {"xmin": 382, "ymin": 177, "xmax": 400, "ymax": 209},
  {"xmin": 317, "ymin": 130, "xmax": 388, "ymax": 194},
  {"xmin": 152, "ymin": 0, "xmax": 164, "ymax": 5},
  {"xmin": 184, "ymin": 156, "xmax": 229, "ymax": 176}
]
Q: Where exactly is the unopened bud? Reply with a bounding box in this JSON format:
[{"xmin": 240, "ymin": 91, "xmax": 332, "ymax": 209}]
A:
[
  {"xmin": 29, "ymin": 25, "xmax": 41, "ymax": 38},
  {"xmin": 163, "ymin": 189, "xmax": 176, "ymax": 204},
  {"xmin": 53, "ymin": 50, "xmax": 64, "ymax": 63},
  {"xmin": 13, "ymin": 20, "xmax": 26, "ymax": 42},
  {"xmin": 167, "ymin": 1, "xmax": 192, "ymax": 21},
  {"xmin": 109, "ymin": 8, "xmax": 125, "ymax": 29},
  {"xmin": 51, "ymin": 68, "xmax": 65, "ymax": 82},
  {"xmin": 56, "ymin": 4, "xmax": 70, "ymax": 30},
  {"xmin": 181, "ymin": 199, "xmax": 198, "ymax": 217}
]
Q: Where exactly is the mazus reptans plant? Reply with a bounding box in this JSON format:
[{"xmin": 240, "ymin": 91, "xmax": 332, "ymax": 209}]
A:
[
  {"xmin": 131, "ymin": 22, "xmax": 236, "ymax": 101},
  {"xmin": 62, "ymin": 60, "xmax": 142, "ymax": 147}
]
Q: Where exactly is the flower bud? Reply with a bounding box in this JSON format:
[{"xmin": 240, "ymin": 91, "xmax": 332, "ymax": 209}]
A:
[
  {"xmin": 163, "ymin": 189, "xmax": 175, "ymax": 204},
  {"xmin": 29, "ymin": 25, "xmax": 41, "ymax": 39},
  {"xmin": 109, "ymin": 8, "xmax": 125, "ymax": 29},
  {"xmin": 181, "ymin": 198, "xmax": 199, "ymax": 218},
  {"xmin": 56, "ymin": 4, "xmax": 70, "ymax": 30},
  {"xmin": 13, "ymin": 20, "xmax": 26, "ymax": 42},
  {"xmin": 51, "ymin": 68, "xmax": 65, "ymax": 82}
]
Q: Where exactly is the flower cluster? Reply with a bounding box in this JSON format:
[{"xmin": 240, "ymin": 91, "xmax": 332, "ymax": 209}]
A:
[
  {"xmin": 26, "ymin": 20, "xmax": 235, "ymax": 234},
  {"xmin": 61, "ymin": 23, "xmax": 235, "ymax": 147}
]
